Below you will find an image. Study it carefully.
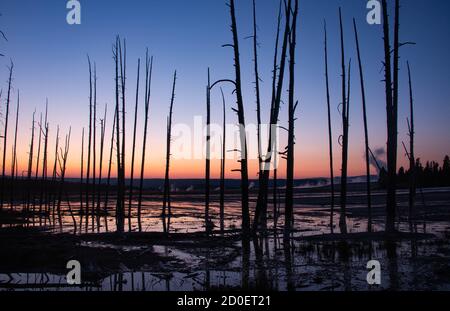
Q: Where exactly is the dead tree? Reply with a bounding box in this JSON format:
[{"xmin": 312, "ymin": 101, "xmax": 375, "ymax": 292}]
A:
[
  {"xmin": 254, "ymin": 0, "xmax": 291, "ymax": 233},
  {"xmin": 0, "ymin": 61, "xmax": 13, "ymax": 211},
  {"xmin": 38, "ymin": 103, "xmax": 48, "ymax": 222},
  {"xmin": 56, "ymin": 127, "xmax": 71, "ymax": 230},
  {"xmin": 137, "ymin": 51, "xmax": 153, "ymax": 232},
  {"xmin": 114, "ymin": 37, "xmax": 126, "ymax": 233},
  {"xmin": 162, "ymin": 71, "xmax": 177, "ymax": 234},
  {"xmin": 338, "ymin": 8, "xmax": 348, "ymax": 234},
  {"xmin": 86, "ymin": 56, "xmax": 93, "ymax": 231},
  {"xmin": 128, "ymin": 58, "xmax": 140, "ymax": 231},
  {"xmin": 406, "ymin": 61, "xmax": 416, "ymax": 232},
  {"xmin": 35, "ymin": 113, "xmax": 42, "ymax": 180},
  {"xmin": 93, "ymin": 63, "xmax": 98, "ymax": 231},
  {"xmin": 353, "ymin": 19, "xmax": 372, "ymax": 233},
  {"xmin": 79, "ymin": 127, "xmax": 84, "ymax": 230},
  {"xmin": 118, "ymin": 39, "xmax": 127, "ymax": 233},
  {"xmin": 104, "ymin": 107, "xmax": 117, "ymax": 232},
  {"xmin": 26, "ymin": 111, "xmax": 36, "ymax": 218},
  {"xmin": 252, "ymin": 0, "xmax": 264, "ymax": 228},
  {"xmin": 382, "ymin": 0, "xmax": 400, "ymax": 233},
  {"xmin": 205, "ymin": 68, "xmax": 211, "ymax": 234},
  {"xmin": 324, "ymin": 21, "xmax": 335, "ymax": 234},
  {"xmin": 219, "ymin": 88, "xmax": 226, "ymax": 234},
  {"xmin": 96, "ymin": 105, "xmax": 107, "ymax": 228},
  {"xmin": 10, "ymin": 89, "xmax": 19, "ymax": 211},
  {"xmin": 227, "ymin": 0, "xmax": 250, "ymax": 236},
  {"xmin": 51, "ymin": 126, "xmax": 60, "ymax": 224},
  {"xmin": 284, "ymin": 0, "xmax": 299, "ymax": 239}
]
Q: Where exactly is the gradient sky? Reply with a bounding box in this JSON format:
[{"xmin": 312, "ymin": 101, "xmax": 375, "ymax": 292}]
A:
[{"xmin": 0, "ymin": 0, "xmax": 449, "ymax": 179}]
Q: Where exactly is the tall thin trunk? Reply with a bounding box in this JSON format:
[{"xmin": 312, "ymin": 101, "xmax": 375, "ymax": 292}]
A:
[
  {"xmin": 407, "ymin": 61, "xmax": 416, "ymax": 233},
  {"xmin": 353, "ymin": 19, "xmax": 372, "ymax": 233},
  {"xmin": 36, "ymin": 99, "xmax": 48, "ymax": 219},
  {"xmin": 381, "ymin": 0, "xmax": 397, "ymax": 233},
  {"xmin": 128, "ymin": 59, "xmax": 140, "ymax": 232},
  {"xmin": 228, "ymin": 0, "xmax": 250, "ymax": 236},
  {"xmin": 284, "ymin": 0, "xmax": 299, "ymax": 239},
  {"xmin": 10, "ymin": 89, "xmax": 19, "ymax": 211},
  {"xmin": 96, "ymin": 105, "xmax": 107, "ymax": 229},
  {"xmin": 254, "ymin": 0, "xmax": 290, "ymax": 233},
  {"xmin": 86, "ymin": 56, "xmax": 93, "ymax": 232},
  {"xmin": 205, "ymin": 68, "xmax": 211, "ymax": 234},
  {"xmin": 162, "ymin": 71, "xmax": 176, "ymax": 234},
  {"xmin": 93, "ymin": 63, "xmax": 98, "ymax": 231},
  {"xmin": 26, "ymin": 111, "xmax": 35, "ymax": 218},
  {"xmin": 104, "ymin": 107, "xmax": 117, "ymax": 232},
  {"xmin": 338, "ymin": 8, "xmax": 348, "ymax": 234},
  {"xmin": 137, "ymin": 51, "xmax": 153, "ymax": 232},
  {"xmin": 80, "ymin": 127, "xmax": 84, "ymax": 230},
  {"xmin": 0, "ymin": 62, "xmax": 13, "ymax": 211},
  {"xmin": 35, "ymin": 113, "xmax": 42, "ymax": 180},
  {"xmin": 51, "ymin": 126, "xmax": 60, "ymax": 224},
  {"xmin": 219, "ymin": 88, "xmax": 226, "ymax": 234},
  {"xmin": 56, "ymin": 128, "xmax": 71, "ymax": 230},
  {"xmin": 119, "ymin": 39, "xmax": 127, "ymax": 233},
  {"xmin": 114, "ymin": 37, "xmax": 125, "ymax": 233},
  {"xmin": 324, "ymin": 21, "xmax": 335, "ymax": 234},
  {"xmin": 252, "ymin": 0, "xmax": 264, "ymax": 229}
]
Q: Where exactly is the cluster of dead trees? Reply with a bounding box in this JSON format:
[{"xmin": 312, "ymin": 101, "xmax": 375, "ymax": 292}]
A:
[{"xmin": 0, "ymin": 0, "xmax": 424, "ymax": 238}]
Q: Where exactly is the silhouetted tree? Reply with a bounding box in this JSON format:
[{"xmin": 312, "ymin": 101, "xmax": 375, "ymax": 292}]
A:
[{"xmin": 353, "ymin": 18, "xmax": 372, "ymax": 233}]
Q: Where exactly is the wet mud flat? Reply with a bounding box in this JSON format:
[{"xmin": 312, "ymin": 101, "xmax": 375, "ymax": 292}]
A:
[{"xmin": 0, "ymin": 226, "xmax": 450, "ymax": 291}]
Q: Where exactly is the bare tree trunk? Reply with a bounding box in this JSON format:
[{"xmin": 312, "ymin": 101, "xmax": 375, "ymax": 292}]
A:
[
  {"xmin": 254, "ymin": 0, "xmax": 290, "ymax": 233},
  {"xmin": 51, "ymin": 126, "xmax": 60, "ymax": 225},
  {"xmin": 79, "ymin": 127, "xmax": 84, "ymax": 231},
  {"xmin": 228, "ymin": 0, "xmax": 250, "ymax": 237},
  {"xmin": 128, "ymin": 59, "xmax": 140, "ymax": 232},
  {"xmin": 104, "ymin": 107, "xmax": 117, "ymax": 232},
  {"xmin": 93, "ymin": 63, "xmax": 98, "ymax": 232},
  {"xmin": 284, "ymin": 0, "xmax": 299, "ymax": 239},
  {"xmin": 324, "ymin": 21, "xmax": 335, "ymax": 234},
  {"xmin": 10, "ymin": 89, "xmax": 19, "ymax": 211},
  {"xmin": 35, "ymin": 113, "xmax": 42, "ymax": 181},
  {"xmin": 353, "ymin": 19, "xmax": 372, "ymax": 233},
  {"xmin": 1, "ymin": 62, "xmax": 13, "ymax": 211},
  {"xmin": 407, "ymin": 61, "xmax": 416, "ymax": 233},
  {"xmin": 338, "ymin": 8, "xmax": 348, "ymax": 234},
  {"xmin": 86, "ymin": 56, "xmax": 93, "ymax": 232},
  {"xmin": 205, "ymin": 68, "xmax": 211, "ymax": 234},
  {"xmin": 162, "ymin": 71, "xmax": 177, "ymax": 234},
  {"xmin": 381, "ymin": 0, "xmax": 398, "ymax": 233},
  {"xmin": 41, "ymin": 104, "xmax": 49, "ymax": 219},
  {"xmin": 219, "ymin": 88, "xmax": 226, "ymax": 234},
  {"xmin": 96, "ymin": 105, "xmax": 107, "ymax": 230},
  {"xmin": 56, "ymin": 128, "xmax": 71, "ymax": 231},
  {"xmin": 26, "ymin": 111, "xmax": 35, "ymax": 222},
  {"xmin": 137, "ymin": 51, "xmax": 153, "ymax": 232},
  {"xmin": 252, "ymin": 0, "xmax": 264, "ymax": 230},
  {"xmin": 115, "ymin": 37, "xmax": 125, "ymax": 233}
]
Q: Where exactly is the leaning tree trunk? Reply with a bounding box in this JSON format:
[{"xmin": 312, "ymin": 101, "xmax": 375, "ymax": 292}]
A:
[
  {"xmin": 284, "ymin": 0, "xmax": 299, "ymax": 239},
  {"xmin": 162, "ymin": 71, "xmax": 177, "ymax": 234},
  {"xmin": 10, "ymin": 90, "xmax": 20, "ymax": 211},
  {"xmin": 353, "ymin": 19, "xmax": 373, "ymax": 233},
  {"xmin": 324, "ymin": 21, "xmax": 335, "ymax": 234},
  {"xmin": 104, "ymin": 107, "xmax": 117, "ymax": 232},
  {"xmin": 219, "ymin": 88, "xmax": 226, "ymax": 234},
  {"xmin": 228, "ymin": 0, "xmax": 250, "ymax": 237},
  {"xmin": 0, "ymin": 62, "xmax": 13, "ymax": 211},
  {"xmin": 407, "ymin": 61, "xmax": 416, "ymax": 233},
  {"xmin": 137, "ymin": 52, "xmax": 153, "ymax": 232},
  {"xmin": 254, "ymin": 0, "xmax": 290, "ymax": 233},
  {"xmin": 128, "ymin": 59, "xmax": 140, "ymax": 232},
  {"xmin": 205, "ymin": 68, "xmax": 211, "ymax": 234},
  {"xmin": 338, "ymin": 8, "xmax": 348, "ymax": 234}
]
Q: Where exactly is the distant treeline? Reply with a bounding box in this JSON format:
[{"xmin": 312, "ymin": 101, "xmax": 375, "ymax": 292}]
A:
[{"xmin": 380, "ymin": 155, "xmax": 450, "ymax": 188}]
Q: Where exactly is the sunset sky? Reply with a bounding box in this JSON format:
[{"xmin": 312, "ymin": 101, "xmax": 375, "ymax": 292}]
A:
[{"xmin": 0, "ymin": 0, "xmax": 449, "ymax": 179}]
